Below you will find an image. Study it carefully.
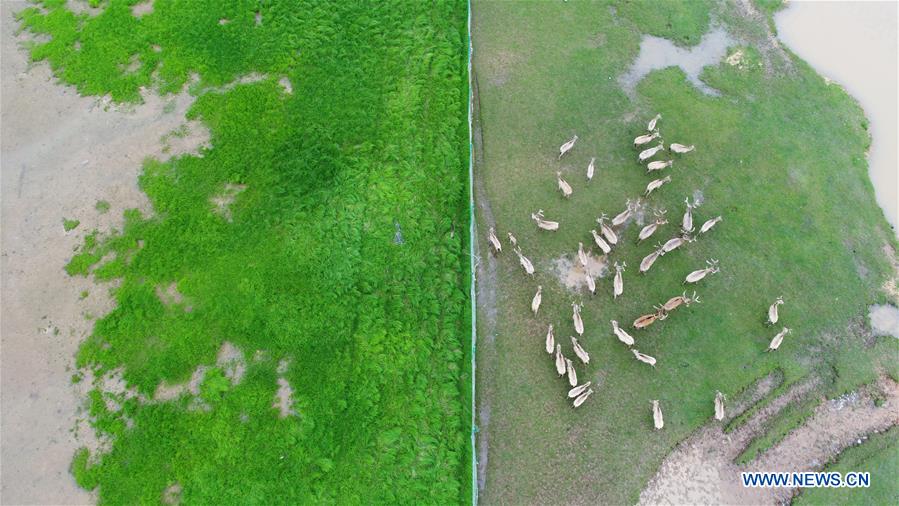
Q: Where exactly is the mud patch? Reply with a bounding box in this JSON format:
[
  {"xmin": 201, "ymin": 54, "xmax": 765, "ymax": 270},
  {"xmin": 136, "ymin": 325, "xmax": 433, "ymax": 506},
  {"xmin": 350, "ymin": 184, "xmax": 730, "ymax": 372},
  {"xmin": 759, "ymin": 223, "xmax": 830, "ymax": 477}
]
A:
[
  {"xmin": 869, "ymin": 304, "xmax": 899, "ymax": 339},
  {"xmin": 67, "ymin": 0, "xmax": 103, "ymax": 17},
  {"xmin": 217, "ymin": 341, "xmax": 246, "ymax": 385},
  {"xmin": 484, "ymin": 50, "xmax": 520, "ymax": 87},
  {"xmin": 551, "ymin": 252, "xmax": 609, "ymax": 292},
  {"xmin": 278, "ymin": 76, "xmax": 293, "ymax": 95},
  {"xmin": 273, "ymin": 378, "xmax": 296, "ymax": 418},
  {"xmin": 131, "ymin": 1, "xmax": 153, "ymax": 18}
]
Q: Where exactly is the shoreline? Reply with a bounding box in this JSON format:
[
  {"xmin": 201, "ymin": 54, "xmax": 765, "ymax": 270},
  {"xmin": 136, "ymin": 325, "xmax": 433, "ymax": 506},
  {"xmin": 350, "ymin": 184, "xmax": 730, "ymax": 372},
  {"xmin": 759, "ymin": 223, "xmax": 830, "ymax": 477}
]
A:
[{"xmin": 775, "ymin": 1, "xmax": 898, "ymax": 236}]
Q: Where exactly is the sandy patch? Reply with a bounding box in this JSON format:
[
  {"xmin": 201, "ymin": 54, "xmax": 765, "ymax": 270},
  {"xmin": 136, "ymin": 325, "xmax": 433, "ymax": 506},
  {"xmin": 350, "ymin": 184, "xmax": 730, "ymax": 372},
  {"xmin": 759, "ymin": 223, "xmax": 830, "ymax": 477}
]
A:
[{"xmin": 0, "ymin": 2, "xmax": 207, "ymax": 502}]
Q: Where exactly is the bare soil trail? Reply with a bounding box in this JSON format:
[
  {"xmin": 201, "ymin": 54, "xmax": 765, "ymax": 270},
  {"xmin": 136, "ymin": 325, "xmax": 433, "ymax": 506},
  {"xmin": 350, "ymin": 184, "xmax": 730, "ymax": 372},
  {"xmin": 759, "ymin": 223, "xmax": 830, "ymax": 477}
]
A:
[{"xmin": 1, "ymin": 2, "xmax": 206, "ymax": 502}]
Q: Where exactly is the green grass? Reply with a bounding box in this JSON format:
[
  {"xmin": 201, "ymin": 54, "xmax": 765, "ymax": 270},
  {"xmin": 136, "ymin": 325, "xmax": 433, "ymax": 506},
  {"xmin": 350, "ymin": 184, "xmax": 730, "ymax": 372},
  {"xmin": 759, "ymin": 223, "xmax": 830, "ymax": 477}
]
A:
[
  {"xmin": 63, "ymin": 217, "xmax": 80, "ymax": 231},
  {"xmin": 95, "ymin": 200, "xmax": 111, "ymax": 213},
  {"xmin": 20, "ymin": 0, "xmax": 470, "ymax": 503},
  {"xmin": 471, "ymin": 0, "xmax": 897, "ymax": 503},
  {"xmin": 795, "ymin": 426, "xmax": 899, "ymax": 506}
]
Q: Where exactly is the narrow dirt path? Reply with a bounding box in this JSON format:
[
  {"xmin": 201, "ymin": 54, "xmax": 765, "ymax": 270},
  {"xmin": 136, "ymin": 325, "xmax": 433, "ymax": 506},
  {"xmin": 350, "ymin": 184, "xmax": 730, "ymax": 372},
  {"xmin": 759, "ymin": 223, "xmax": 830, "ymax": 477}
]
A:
[
  {"xmin": 471, "ymin": 69, "xmax": 499, "ymax": 495},
  {"xmin": 639, "ymin": 376, "xmax": 899, "ymax": 505}
]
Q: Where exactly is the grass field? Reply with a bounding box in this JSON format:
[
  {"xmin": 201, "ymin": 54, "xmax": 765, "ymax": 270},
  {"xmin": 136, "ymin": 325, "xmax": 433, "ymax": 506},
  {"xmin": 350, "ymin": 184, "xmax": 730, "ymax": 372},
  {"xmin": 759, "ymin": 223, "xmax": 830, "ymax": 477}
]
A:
[
  {"xmin": 472, "ymin": 0, "xmax": 898, "ymax": 503},
  {"xmin": 19, "ymin": 0, "xmax": 470, "ymax": 503}
]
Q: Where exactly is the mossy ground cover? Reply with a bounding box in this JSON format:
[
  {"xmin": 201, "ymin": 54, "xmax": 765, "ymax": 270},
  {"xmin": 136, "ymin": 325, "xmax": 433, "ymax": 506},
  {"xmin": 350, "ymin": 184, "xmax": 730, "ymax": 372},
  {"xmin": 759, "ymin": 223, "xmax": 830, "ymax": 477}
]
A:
[
  {"xmin": 19, "ymin": 0, "xmax": 470, "ymax": 503},
  {"xmin": 472, "ymin": 0, "xmax": 897, "ymax": 503}
]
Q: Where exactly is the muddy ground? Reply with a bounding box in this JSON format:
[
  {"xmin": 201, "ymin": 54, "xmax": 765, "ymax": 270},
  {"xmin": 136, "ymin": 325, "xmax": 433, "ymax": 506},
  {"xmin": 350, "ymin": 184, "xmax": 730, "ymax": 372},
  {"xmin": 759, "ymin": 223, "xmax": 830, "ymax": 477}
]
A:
[{"xmin": 0, "ymin": 2, "xmax": 206, "ymax": 502}]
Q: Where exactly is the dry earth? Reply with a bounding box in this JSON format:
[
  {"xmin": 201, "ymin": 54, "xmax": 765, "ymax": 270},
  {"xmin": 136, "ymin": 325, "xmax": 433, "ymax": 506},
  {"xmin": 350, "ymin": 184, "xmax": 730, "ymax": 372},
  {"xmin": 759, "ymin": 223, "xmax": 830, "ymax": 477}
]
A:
[
  {"xmin": 639, "ymin": 375, "xmax": 899, "ymax": 505},
  {"xmin": 0, "ymin": 2, "xmax": 208, "ymax": 502}
]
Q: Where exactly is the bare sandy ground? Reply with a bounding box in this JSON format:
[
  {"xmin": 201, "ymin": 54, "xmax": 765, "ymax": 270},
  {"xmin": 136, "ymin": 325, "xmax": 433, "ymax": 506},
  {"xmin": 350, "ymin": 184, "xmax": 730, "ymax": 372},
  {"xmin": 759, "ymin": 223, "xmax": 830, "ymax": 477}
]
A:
[{"xmin": 0, "ymin": 2, "xmax": 207, "ymax": 502}]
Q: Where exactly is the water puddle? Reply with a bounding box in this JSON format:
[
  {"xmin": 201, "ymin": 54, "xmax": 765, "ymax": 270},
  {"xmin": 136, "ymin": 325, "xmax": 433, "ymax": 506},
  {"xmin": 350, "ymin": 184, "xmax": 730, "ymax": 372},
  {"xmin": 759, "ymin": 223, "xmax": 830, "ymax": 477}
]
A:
[
  {"xmin": 869, "ymin": 304, "xmax": 899, "ymax": 339},
  {"xmin": 775, "ymin": 2, "xmax": 898, "ymax": 234},
  {"xmin": 619, "ymin": 27, "xmax": 734, "ymax": 97}
]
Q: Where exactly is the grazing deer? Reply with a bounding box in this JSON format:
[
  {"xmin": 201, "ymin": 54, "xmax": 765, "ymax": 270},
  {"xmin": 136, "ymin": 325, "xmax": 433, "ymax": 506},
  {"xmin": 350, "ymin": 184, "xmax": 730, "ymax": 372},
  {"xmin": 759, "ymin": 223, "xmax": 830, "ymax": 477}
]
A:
[
  {"xmin": 613, "ymin": 261, "xmax": 626, "ymax": 299},
  {"xmin": 587, "ymin": 157, "xmax": 596, "ymax": 181},
  {"xmin": 632, "ymin": 349, "xmax": 657, "ymax": 367},
  {"xmin": 684, "ymin": 259, "xmax": 719, "ymax": 284},
  {"xmin": 638, "ymin": 209, "xmax": 668, "ymax": 242},
  {"xmin": 646, "ymin": 160, "xmax": 673, "ymax": 173},
  {"xmin": 555, "ymin": 344, "xmax": 566, "ymax": 375},
  {"xmin": 566, "ymin": 358, "xmax": 578, "ymax": 387},
  {"xmin": 507, "ymin": 232, "xmax": 518, "ymax": 247},
  {"xmin": 766, "ymin": 296, "xmax": 784, "ymax": 325},
  {"xmin": 597, "ymin": 214, "xmax": 619, "ymax": 245},
  {"xmin": 585, "ymin": 272, "xmax": 596, "ymax": 295},
  {"xmin": 634, "ymin": 131, "xmax": 661, "ymax": 147},
  {"xmin": 644, "ymin": 175, "xmax": 672, "ymax": 197},
  {"xmin": 514, "ymin": 247, "xmax": 535, "ymax": 275},
  {"xmin": 682, "ymin": 197, "xmax": 700, "ymax": 234},
  {"xmin": 639, "ymin": 243, "xmax": 666, "ymax": 274},
  {"xmin": 545, "ymin": 324, "xmax": 555, "ymax": 354},
  {"xmin": 571, "ymin": 336, "xmax": 590, "ymax": 364},
  {"xmin": 572, "ymin": 302, "xmax": 584, "ymax": 336},
  {"xmin": 612, "ymin": 199, "xmax": 637, "ymax": 227},
  {"xmin": 634, "ymin": 306, "xmax": 668, "ymax": 330},
  {"xmin": 531, "ymin": 209, "xmax": 560, "ymax": 231},
  {"xmin": 633, "ymin": 305, "xmax": 667, "ymax": 329},
  {"xmin": 652, "ymin": 400, "xmax": 664, "ymax": 429},
  {"xmin": 559, "ymin": 135, "xmax": 578, "ymax": 159},
  {"xmin": 669, "ymin": 143, "xmax": 695, "ymax": 154},
  {"xmin": 714, "ymin": 391, "xmax": 726, "ymax": 421},
  {"xmin": 487, "ymin": 227, "xmax": 502, "ymax": 253},
  {"xmin": 638, "ymin": 142, "xmax": 666, "ymax": 163},
  {"xmin": 647, "ymin": 113, "xmax": 661, "ymax": 132},
  {"xmin": 766, "ymin": 327, "xmax": 791, "ymax": 352},
  {"xmin": 591, "ymin": 229, "xmax": 612, "ymax": 254},
  {"xmin": 531, "ymin": 286, "xmax": 542, "ymax": 316},
  {"xmin": 568, "ymin": 381, "xmax": 591, "ymax": 398},
  {"xmin": 661, "ymin": 291, "xmax": 701, "ymax": 312},
  {"xmin": 661, "ymin": 234, "xmax": 693, "ymax": 254},
  {"xmin": 557, "ymin": 171, "xmax": 573, "ymax": 198},
  {"xmin": 611, "ymin": 320, "xmax": 635, "ymax": 346},
  {"xmin": 573, "ymin": 388, "xmax": 593, "ymax": 408},
  {"xmin": 578, "ymin": 242, "xmax": 589, "ymax": 267},
  {"xmin": 699, "ymin": 215, "xmax": 722, "ymax": 235}
]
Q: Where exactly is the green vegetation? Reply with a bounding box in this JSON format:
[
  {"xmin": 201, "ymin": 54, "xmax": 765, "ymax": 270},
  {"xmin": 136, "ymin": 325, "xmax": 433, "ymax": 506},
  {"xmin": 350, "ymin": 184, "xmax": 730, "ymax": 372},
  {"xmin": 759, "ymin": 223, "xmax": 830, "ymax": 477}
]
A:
[
  {"xmin": 616, "ymin": 0, "xmax": 713, "ymax": 46},
  {"xmin": 20, "ymin": 0, "xmax": 470, "ymax": 503},
  {"xmin": 95, "ymin": 200, "xmax": 111, "ymax": 213},
  {"xmin": 63, "ymin": 217, "xmax": 80, "ymax": 231},
  {"xmin": 472, "ymin": 0, "xmax": 897, "ymax": 503},
  {"xmin": 795, "ymin": 426, "xmax": 899, "ymax": 506}
]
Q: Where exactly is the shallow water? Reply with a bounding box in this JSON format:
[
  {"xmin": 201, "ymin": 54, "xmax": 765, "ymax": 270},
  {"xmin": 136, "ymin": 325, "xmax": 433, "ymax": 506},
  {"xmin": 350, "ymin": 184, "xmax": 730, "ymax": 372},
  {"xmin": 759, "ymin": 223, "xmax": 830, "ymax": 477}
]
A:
[
  {"xmin": 619, "ymin": 27, "xmax": 734, "ymax": 96},
  {"xmin": 868, "ymin": 304, "xmax": 899, "ymax": 339},
  {"xmin": 775, "ymin": 2, "xmax": 898, "ymax": 234}
]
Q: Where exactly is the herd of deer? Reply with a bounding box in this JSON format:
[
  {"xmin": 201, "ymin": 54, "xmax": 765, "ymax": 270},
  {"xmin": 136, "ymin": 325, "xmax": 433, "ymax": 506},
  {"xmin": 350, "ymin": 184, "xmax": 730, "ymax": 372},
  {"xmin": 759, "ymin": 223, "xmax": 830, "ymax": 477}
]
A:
[{"xmin": 486, "ymin": 113, "xmax": 793, "ymax": 429}]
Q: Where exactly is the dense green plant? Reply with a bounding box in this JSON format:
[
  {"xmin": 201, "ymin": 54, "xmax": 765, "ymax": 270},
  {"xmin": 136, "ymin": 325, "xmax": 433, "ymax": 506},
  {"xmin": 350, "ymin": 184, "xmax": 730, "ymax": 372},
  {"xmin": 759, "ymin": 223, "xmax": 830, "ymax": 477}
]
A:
[{"xmin": 19, "ymin": 0, "xmax": 470, "ymax": 503}]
